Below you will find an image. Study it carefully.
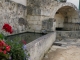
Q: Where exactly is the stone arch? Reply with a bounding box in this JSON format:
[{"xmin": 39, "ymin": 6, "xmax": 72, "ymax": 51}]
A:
[
  {"xmin": 51, "ymin": 2, "xmax": 79, "ymax": 17},
  {"xmin": 52, "ymin": 2, "xmax": 79, "ymax": 31}
]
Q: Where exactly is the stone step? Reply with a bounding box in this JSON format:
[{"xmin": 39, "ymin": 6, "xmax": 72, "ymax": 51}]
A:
[
  {"xmin": 54, "ymin": 39, "xmax": 80, "ymax": 47},
  {"xmin": 56, "ymin": 31, "xmax": 80, "ymax": 39}
]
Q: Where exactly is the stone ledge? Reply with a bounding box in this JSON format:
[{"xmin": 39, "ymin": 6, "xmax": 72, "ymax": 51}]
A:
[{"xmin": 26, "ymin": 32, "xmax": 56, "ymax": 60}]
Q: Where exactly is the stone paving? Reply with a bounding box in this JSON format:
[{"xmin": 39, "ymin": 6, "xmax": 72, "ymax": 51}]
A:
[
  {"xmin": 42, "ymin": 45, "xmax": 80, "ymax": 60},
  {"xmin": 42, "ymin": 39, "xmax": 80, "ymax": 60}
]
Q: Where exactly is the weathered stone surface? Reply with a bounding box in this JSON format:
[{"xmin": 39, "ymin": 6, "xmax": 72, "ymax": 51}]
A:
[
  {"xmin": 27, "ymin": 0, "xmax": 79, "ymax": 33},
  {"xmin": 26, "ymin": 32, "xmax": 56, "ymax": 60},
  {"xmin": 56, "ymin": 31, "xmax": 80, "ymax": 43},
  {"xmin": 0, "ymin": 0, "xmax": 27, "ymax": 35},
  {"xmin": 0, "ymin": 0, "xmax": 79, "ymax": 34},
  {"xmin": 42, "ymin": 45, "xmax": 80, "ymax": 60}
]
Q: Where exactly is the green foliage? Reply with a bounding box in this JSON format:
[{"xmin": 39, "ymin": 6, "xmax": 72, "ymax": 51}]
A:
[
  {"xmin": 0, "ymin": 23, "xmax": 29, "ymax": 60},
  {"xmin": 0, "ymin": 33, "xmax": 5, "ymax": 40},
  {"xmin": 0, "ymin": 53, "xmax": 10, "ymax": 60},
  {"xmin": 5, "ymin": 37, "xmax": 26, "ymax": 60},
  {"xmin": 0, "ymin": 33, "xmax": 29, "ymax": 60}
]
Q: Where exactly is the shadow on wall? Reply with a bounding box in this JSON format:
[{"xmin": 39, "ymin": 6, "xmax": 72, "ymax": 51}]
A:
[
  {"xmin": 42, "ymin": 18, "xmax": 56, "ymax": 33},
  {"xmin": 18, "ymin": 18, "xmax": 29, "ymax": 28}
]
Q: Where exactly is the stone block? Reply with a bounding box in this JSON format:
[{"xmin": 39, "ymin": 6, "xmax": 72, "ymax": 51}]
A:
[
  {"xmin": 26, "ymin": 32, "xmax": 56, "ymax": 60},
  {"xmin": 41, "ymin": 9, "xmax": 50, "ymax": 16},
  {"xmin": 29, "ymin": 16, "xmax": 41, "ymax": 21},
  {"xmin": 32, "ymin": 8, "xmax": 41, "ymax": 15},
  {"xmin": 34, "ymin": 25, "xmax": 42, "ymax": 31},
  {"xmin": 37, "ymin": 21, "xmax": 42, "ymax": 25},
  {"xmin": 34, "ymin": 30, "xmax": 41, "ymax": 33}
]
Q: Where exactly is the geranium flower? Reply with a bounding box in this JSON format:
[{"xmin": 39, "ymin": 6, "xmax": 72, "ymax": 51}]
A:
[
  {"xmin": 0, "ymin": 49, "xmax": 2, "ymax": 52},
  {"xmin": 21, "ymin": 40, "xmax": 26, "ymax": 45},
  {"xmin": 2, "ymin": 23, "xmax": 13, "ymax": 34},
  {"xmin": 0, "ymin": 40, "xmax": 11, "ymax": 54},
  {"xmin": 3, "ymin": 50, "xmax": 7, "ymax": 54},
  {"xmin": 6, "ymin": 45, "xmax": 10, "ymax": 51},
  {"xmin": 0, "ymin": 40, "xmax": 6, "ymax": 47},
  {"xmin": 0, "ymin": 42, "xmax": 3, "ymax": 47}
]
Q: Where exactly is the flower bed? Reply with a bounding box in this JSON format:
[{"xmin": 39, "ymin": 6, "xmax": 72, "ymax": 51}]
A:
[{"xmin": 0, "ymin": 23, "xmax": 29, "ymax": 60}]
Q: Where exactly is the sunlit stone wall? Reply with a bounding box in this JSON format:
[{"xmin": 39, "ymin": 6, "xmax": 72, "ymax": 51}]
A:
[
  {"xmin": 0, "ymin": 0, "xmax": 27, "ymax": 35},
  {"xmin": 27, "ymin": 0, "xmax": 79, "ymax": 32}
]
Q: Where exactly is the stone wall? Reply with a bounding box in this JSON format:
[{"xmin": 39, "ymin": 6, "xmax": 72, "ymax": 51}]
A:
[
  {"xmin": 54, "ymin": 13, "xmax": 64, "ymax": 28},
  {"xmin": 56, "ymin": 31, "xmax": 80, "ymax": 40},
  {"xmin": 27, "ymin": 0, "xmax": 79, "ymax": 33},
  {"xmin": 27, "ymin": 0, "xmax": 57, "ymax": 33},
  {"xmin": 0, "ymin": 0, "xmax": 27, "ymax": 35},
  {"xmin": 54, "ymin": 6, "xmax": 79, "ymax": 29},
  {"xmin": 26, "ymin": 32, "xmax": 56, "ymax": 60},
  {"xmin": 0, "ymin": 0, "xmax": 79, "ymax": 34},
  {"xmin": 64, "ymin": 23, "xmax": 80, "ymax": 31},
  {"xmin": 11, "ymin": 0, "xmax": 26, "ymax": 6}
]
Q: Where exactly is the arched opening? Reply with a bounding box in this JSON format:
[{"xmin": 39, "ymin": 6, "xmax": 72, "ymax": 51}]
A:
[{"xmin": 54, "ymin": 6, "xmax": 79, "ymax": 31}]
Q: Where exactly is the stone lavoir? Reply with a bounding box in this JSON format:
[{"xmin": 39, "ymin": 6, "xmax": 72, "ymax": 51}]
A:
[
  {"xmin": 0, "ymin": 0, "xmax": 79, "ymax": 35},
  {"xmin": 0, "ymin": 0, "xmax": 80, "ymax": 60}
]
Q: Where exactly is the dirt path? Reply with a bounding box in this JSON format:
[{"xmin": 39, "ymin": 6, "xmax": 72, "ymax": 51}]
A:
[{"xmin": 42, "ymin": 45, "xmax": 80, "ymax": 60}]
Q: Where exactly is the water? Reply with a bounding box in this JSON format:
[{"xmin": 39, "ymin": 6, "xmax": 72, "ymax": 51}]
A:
[{"xmin": 6, "ymin": 32, "xmax": 45, "ymax": 44}]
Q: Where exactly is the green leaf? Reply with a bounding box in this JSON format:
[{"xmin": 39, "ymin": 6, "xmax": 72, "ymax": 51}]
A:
[
  {"xmin": 0, "ymin": 33, "xmax": 5, "ymax": 40},
  {"xmin": 0, "ymin": 53, "xmax": 10, "ymax": 60}
]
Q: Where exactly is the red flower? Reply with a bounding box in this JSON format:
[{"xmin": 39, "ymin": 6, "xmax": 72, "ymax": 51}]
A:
[
  {"xmin": 0, "ymin": 40, "xmax": 11, "ymax": 54},
  {"xmin": 21, "ymin": 40, "xmax": 26, "ymax": 45},
  {"xmin": 2, "ymin": 23, "xmax": 13, "ymax": 34},
  {"xmin": 0, "ymin": 40, "xmax": 6, "ymax": 47},
  {"xmin": 0, "ymin": 42, "xmax": 3, "ymax": 47},
  {"xmin": 6, "ymin": 46, "xmax": 10, "ymax": 51},
  {"xmin": 0, "ymin": 49, "xmax": 2, "ymax": 52},
  {"xmin": 3, "ymin": 50, "xmax": 7, "ymax": 54}
]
